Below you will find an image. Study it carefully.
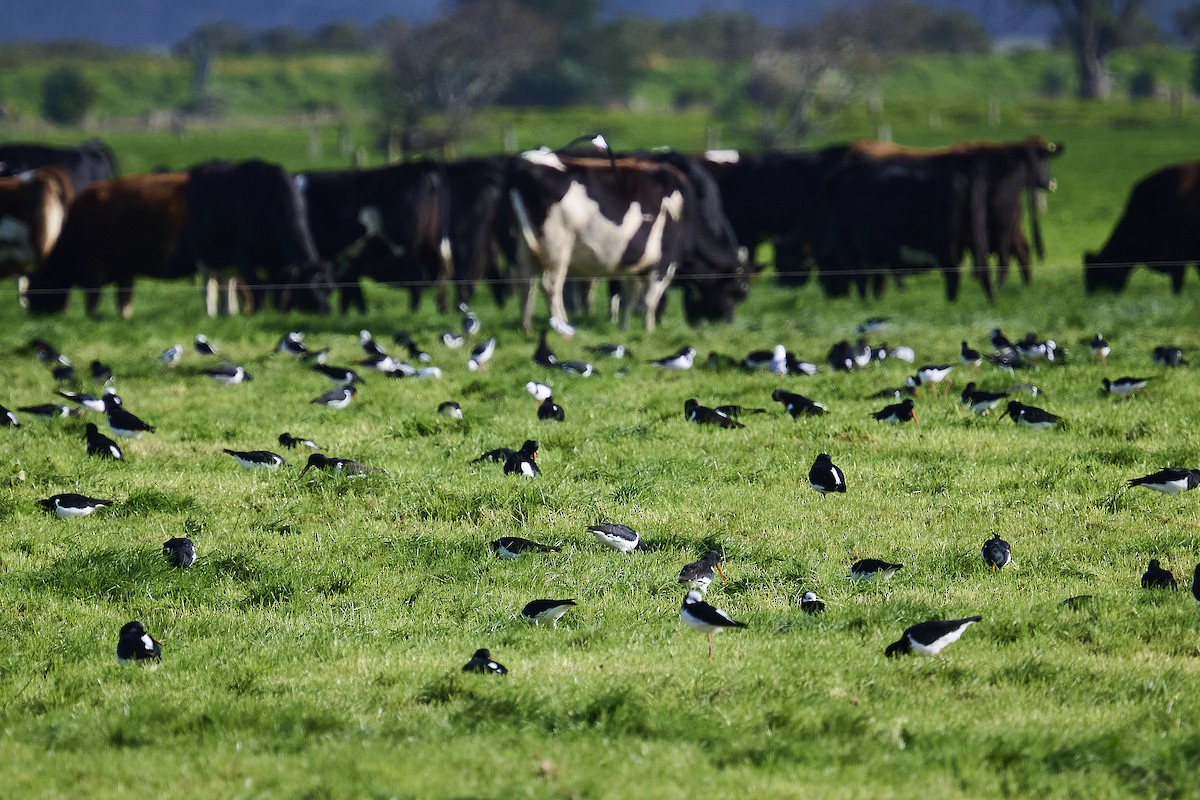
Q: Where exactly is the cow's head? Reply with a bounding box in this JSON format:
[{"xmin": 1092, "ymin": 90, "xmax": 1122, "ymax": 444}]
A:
[
  {"xmin": 1021, "ymin": 136, "xmax": 1064, "ymax": 191},
  {"xmin": 277, "ymin": 260, "xmax": 334, "ymax": 313},
  {"xmin": 22, "ymin": 273, "xmax": 70, "ymax": 314},
  {"xmin": 1083, "ymin": 252, "xmax": 1132, "ymax": 293},
  {"xmin": 680, "ymin": 260, "xmax": 758, "ymax": 324}
]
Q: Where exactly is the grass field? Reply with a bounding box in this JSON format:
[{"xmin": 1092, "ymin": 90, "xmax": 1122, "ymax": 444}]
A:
[{"xmin": 4, "ymin": 71, "xmax": 1200, "ymax": 797}]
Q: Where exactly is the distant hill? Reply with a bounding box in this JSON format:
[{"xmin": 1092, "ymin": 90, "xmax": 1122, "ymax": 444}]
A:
[{"xmin": 0, "ymin": 0, "xmax": 1190, "ymax": 48}]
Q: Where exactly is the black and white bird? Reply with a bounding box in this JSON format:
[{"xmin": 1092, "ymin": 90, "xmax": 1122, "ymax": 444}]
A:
[
  {"xmin": 275, "ymin": 331, "xmax": 309, "ymax": 357},
  {"xmin": 559, "ymin": 360, "xmax": 596, "ymax": 377},
  {"xmin": 651, "ymin": 346, "xmax": 696, "ymax": 371},
  {"xmin": 116, "ymin": 621, "xmax": 162, "ymax": 664},
  {"xmin": 85, "ymin": 422, "xmax": 123, "ymax": 460},
  {"xmin": 298, "ymin": 452, "xmax": 381, "ymax": 477},
  {"xmin": 194, "ymin": 334, "xmax": 218, "ymax": 356},
  {"xmin": 589, "ymin": 522, "xmax": 641, "ymax": 553},
  {"xmin": 960, "ymin": 341, "xmax": 982, "ymax": 368},
  {"xmin": 850, "ymin": 559, "xmax": 903, "ymax": 581},
  {"xmin": 808, "ymin": 453, "xmax": 846, "ymax": 496},
  {"xmin": 203, "ymin": 364, "xmax": 252, "ymax": 385},
  {"xmin": 587, "ymin": 343, "xmax": 627, "ymax": 359},
  {"xmin": 462, "ymin": 648, "xmax": 507, "ymax": 675},
  {"xmin": 489, "ymin": 537, "xmax": 560, "ymax": 559},
  {"xmin": 681, "ymin": 590, "xmax": 747, "ymax": 660},
  {"xmin": 438, "ymin": 401, "xmax": 464, "ymax": 419},
  {"xmin": 90, "ymin": 359, "xmax": 114, "ymax": 384},
  {"xmin": 441, "ymin": 331, "xmax": 465, "ymax": 349},
  {"xmin": 160, "ymin": 344, "xmax": 183, "ymax": 367},
  {"xmin": 981, "ymin": 533, "xmax": 1012, "ymax": 571},
  {"xmin": 999, "ymin": 400, "xmax": 1060, "ymax": 429},
  {"xmin": 504, "ymin": 441, "xmax": 540, "ymax": 478},
  {"xmin": 223, "ymin": 449, "xmax": 286, "ymax": 470},
  {"xmin": 473, "ymin": 442, "xmax": 528, "ymax": 464},
  {"xmin": 104, "ymin": 394, "xmax": 154, "ymax": 438},
  {"xmin": 521, "ymin": 599, "xmax": 576, "ymax": 627},
  {"xmin": 1090, "ymin": 333, "xmax": 1110, "ymax": 363},
  {"xmin": 678, "ymin": 550, "xmax": 726, "ymax": 592},
  {"xmin": 1101, "ymin": 376, "xmax": 1151, "ymax": 398},
  {"xmin": 312, "ymin": 364, "xmax": 362, "ymax": 386},
  {"xmin": 960, "ymin": 382, "xmax": 1008, "ymax": 415},
  {"xmin": 905, "ymin": 364, "xmax": 954, "ymax": 393},
  {"xmin": 684, "ymin": 399, "xmax": 743, "ymax": 428},
  {"xmin": 713, "ymin": 404, "xmax": 766, "ymax": 421},
  {"xmin": 311, "ymin": 385, "xmax": 357, "ymax": 409},
  {"xmin": 525, "ymin": 381, "xmax": 553, "ymax": 402},
  {"xmin": 984, "ymin": 350, "xmax": 1023, "ymax": 373},
  {"xmin": 359, "ymin": 329, "xmax": 386, "ymax": 359},
  {"xmin": 163, "ymin": 537, "xmax": 197, "ymax": 568},
  {"xmin": 771, "ymin": 389, "xmax": 827, "ymax": 418},
  {"xmin": 1015, "ymin": 334, "xmax": 1056, "ymax": 363},
  {"xmin": 18, "ymin": 403, "xmax": 76, "ymax": 419},
  {"xmin": 533, "ymin": 329, "xmax": 558, "ymax": 367},
  {"xmin": 885, "ymin": 616, "xmax": 982, "ymax": 657},
  {"xmin": 467, "ymin": 337, "xmax": 496, "ymax": 371},
  {"xmin": 39, "ymin": 493, "xmax": 113, "ymax": 518},
  {"xmin": 1127, "ymin": 467, "xmax": 1200, "ymax": 496},
  {"xmin": 459, "ymin": 303, "xmax": 481, "ymax": 337},
  {"xmin": 1141, "ymin": 559, "xmax": 1177, "ymax": 590},
  {"xmin": 989, "ymin": 328, "xmax": 1013, "ymax": 352},
  {"xmin": 31, "ymin": 338, "xmax": 66, "ymax": 364},
  {"xmin": 0, "ymin": 405, "xmax": 19, "ymax": 428},
  {"xmin": 278, "ymin": 432, "xmax": 320, "ymax": 450},
  {"xmin": 800, "ymin": 591, "xmax": 825, "ymax": 614},
  {"xmin": 1152, "ymin": 346, "xmax": 1186, "ymax": 368},
  {"xmin": 392, "ymin": 332, "xmax": 432, "ymax": 363},
  {"xmin": 57, "ymin": 389, "xmax": 107, "ymax": 413},
  {"xmin": 537, "ymin": 396, "xmax": 565, "ymax": 421},
  {"xmin": 51, "ymin": 361, "xmax": 75, "ymax": 383},
  {"xmin": 873, "ymin": 398, "xmax": 917, "ymax": 425}
]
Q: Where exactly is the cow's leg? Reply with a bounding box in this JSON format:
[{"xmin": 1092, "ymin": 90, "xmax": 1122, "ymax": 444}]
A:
[
  {"xmin": 544, "ymin": 267, "xmax": 571, "ymax": 333},
  {"xmin": 1171, "ymin": 267, "xmax": 1185, "ymax": 293},
  {"xmin": 205, "ymin": 276, "xmax": 219, "ymax": 317},
  {"xmin": 117, "ymin": 280, "xmax": 134, "ymax": 320},
  {"xmin": 943, "ymin": 265, "xmax": 961, "ymax": 302},
  {"xmin": 16, "ymin": 275, "xmax": 29, "ymax": 309},
  {"xmin": 84, "ymin": 285, "xmax": 102, "ymax": 316},
  {"xmin": 226, "ymin": 277, "xmax": 240, "ymax": 316},
  {"xmin": 643, "ymin": 264, "xmax": 676, "ymax": 332}
]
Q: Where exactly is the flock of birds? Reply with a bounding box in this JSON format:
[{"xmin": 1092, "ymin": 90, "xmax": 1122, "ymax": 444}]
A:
[{"xmin": 7, "ymin": 308, "xmax": 1200, "ymax": 669}]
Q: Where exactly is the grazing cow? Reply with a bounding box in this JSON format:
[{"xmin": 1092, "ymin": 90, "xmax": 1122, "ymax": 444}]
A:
[
  {"xmin": 0, "ymin": 140, "xmax": 118, "ymax": 194},
  {"xmin": 444, "ymin": 157, "xmax": 511, "ymax": 309},
  {"xmin": 301, "ymin": 162, "xmax": 447, "ymax": 313},
  {"xmin": 506, "ymin": 149, "xmax": 744, "ymax": 332},
  {"xmin": 171, "ymin": 160, "xmax": 330, "ymax": 314},
  {"xmin": 1085, "ymin": 162, "xmax": 1200, "ymax": 293},
  {"xmin": 0, "ymin": 166, "xmax": 73, "ymax": 279},
  {"xmin": 24, "ymin": 173, "xmax": 188, "ymax": 317}
]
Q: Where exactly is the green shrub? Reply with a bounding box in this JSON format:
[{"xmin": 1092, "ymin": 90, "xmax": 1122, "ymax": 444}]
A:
[{"xmin": 41, "ymin": 65, "xmax": 98, "ymax": 124}]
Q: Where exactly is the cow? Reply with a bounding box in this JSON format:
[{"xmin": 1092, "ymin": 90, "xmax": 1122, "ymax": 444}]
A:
[
  {"xmin": 0, "ymin": 139, "xmax": 118, "ymax": 194},
  {"xmin": 505, "ymin": 149, "xmax": 744, "ymax": 333},
  {"xmin": 23, "ymin": 173, "xmax": 188, "ymax": 317},
  {"xmin": 1084, "ymin": 162, "xmax": 1200, "ymax": 293},
  {"xmin": 301, "ymin": 162, "xmax": 447, "ymax": 313},
  {"xmin": 0, "ymin": 166, "xmax": 73, "ymax": 280},
  {"xmin": 444, "ymin": 157, "xmax": 511, "ymax": 310},
  {"xmin": 170, "ymin": 160, "xmax": 331, "ymax": 315}
]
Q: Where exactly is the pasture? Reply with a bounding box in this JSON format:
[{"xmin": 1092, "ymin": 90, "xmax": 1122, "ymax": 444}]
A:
[{"xmin": 3, "ymin": 108, "xmax": 1200, "ymax": 799}]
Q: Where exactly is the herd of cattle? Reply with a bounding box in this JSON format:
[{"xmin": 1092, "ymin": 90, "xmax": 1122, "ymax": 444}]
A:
[{"xmin": 0, "ymin": 136, "xmax": 1195, "ymax": 327}]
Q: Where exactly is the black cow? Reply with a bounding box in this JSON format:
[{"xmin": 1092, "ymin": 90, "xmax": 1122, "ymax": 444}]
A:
[
  {"xmin": 24, "ymin": 173, "xmax": 188, "ymax": 317},
  {"xmin": 444, "ymin": 157, "xmax": 511, "ymax": 309},
  {"xmin": 171, "ymin": 160, "xmax": 330, "ymax": 314},
  {"xmin": 1085, "ymin": 162, "xmax": 1200, "ymax": 293},
  {"xmin": 0, "ymin": 139, "xmax": 118, "ymax": 194}
]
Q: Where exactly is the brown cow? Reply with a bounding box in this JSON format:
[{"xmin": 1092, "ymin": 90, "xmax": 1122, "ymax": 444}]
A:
[
  {"xmin": 24, "ymin": 173, "xmax": 187, "ymax": 318},
  {"xmin": 0, "ymin": 166, "xmax": 73, "ymax": 279}
]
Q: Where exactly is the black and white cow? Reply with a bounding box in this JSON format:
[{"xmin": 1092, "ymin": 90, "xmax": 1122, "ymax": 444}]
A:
[
  {"xmin": 0, "ymin": 139, "xmax": 118, "ymax": 195},
  {"xmin": 505, "ymin": 149, "xmax": 743, "ymax": 332}
]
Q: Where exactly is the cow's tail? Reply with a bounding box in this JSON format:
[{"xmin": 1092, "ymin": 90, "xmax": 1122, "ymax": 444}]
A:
[
  {"xmin": 508, "ymin": 188, "xmax": 542, "ymax": 258},
  {"xmin": 1028, "ymin": 188, "xmax": 1045, "ymax": 261}
]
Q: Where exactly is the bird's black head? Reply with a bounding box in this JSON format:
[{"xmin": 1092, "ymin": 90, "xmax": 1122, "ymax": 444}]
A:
[
  {"xmin": 520, "ymin": 440, "xmax": 538, "ymax": 458},
  {"xmin": 120, "ymin": 621, "xmax": 146, "ymax": 637},
  {"xmin": 473, "ymin": 648, "xmax": 492, "ymax": 660},
  {"xmin": 299, "ymin": 453, "xmax": 330, "ymax": 476},
  {"xmin": 1148, "ymin": 559, "xmax": 1160, "ymax": 569},
  {"xmin": 885, "ymin": 638, "xmax": 911, "ymax": 657},
  {"xmin": 684, "ymin": 398, "xmax": 698, "ymax": 415},
  {"xmin": 85, "ymin": 422, "xmax": 99, "ymax": 435}
]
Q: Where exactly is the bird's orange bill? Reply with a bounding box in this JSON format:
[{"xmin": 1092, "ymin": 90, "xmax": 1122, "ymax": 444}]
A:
[{"xmin": 716, "ymin": 562, "xmax": 727, "ymax": 581}]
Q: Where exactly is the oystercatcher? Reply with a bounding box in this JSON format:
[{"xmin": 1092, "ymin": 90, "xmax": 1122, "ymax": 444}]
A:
[
  {"xmin": 359, "ymin": 329, "xmax": 386, "ymax": 358},
  {"xmin": 311, "ymin": 385, "xmax": 357, "ymax": 409},
  {"xmin": 194, "ymin": 334, "xmax": 218, "ymax": 356},
  {"xmin": 537, "ymin": 396, "xmax": 565, "ymax": 421},
  {"xmin": 18, "ymin": 403, "xmax": 76, "ymax": 419},
  {"xmin": 827, "ymin": 340, "xmax": 856, "ymax": 372},
  {"xmin": 57, "ymin": 389, "xmax": 107, "ymax": 413},
  {"xmin": 90, "ymin": 360, "xmax": 113, "ymax": 384},
  {"xmin": 104, "ymin": 395, "xmax": 154, "ymax": 438},
  {"xmin": 1152, "ymin": 346, "xmax": 1186, "ymax": 367},
  {"xmin": 438, "ymin": 401, "xmax": 464, "ymax": 419},
  {"xmin": 39, "ymin": 493, "xmax": 113, "ymax": 518},
  {"xmin": 999, "ymin": 400, "xmax": 1060, "ymax": 429},
  {"xmin": 116, "ymin": 621, "xmax": 161, "ymax": 664},
  {"xmin": 808, "ymin": 453, "xmax": 846, "ymax": 496},
  {"xmin": 521, "ymin": 599, "xmax": 576, "ymax": 627},
  {"xmin": 589, "ymin": 522, "xmax": 641, "ymax": 553},
  {"xmin": 1090, "ymin": 333, "xmax": 1110, "ymax": 363},
  {"xmin": 533, "ymin": 329, "xmax": 558, "ymax": 367},
  {"xmin": 51, "ymin": 362, "xmax": 75, "ymax": 383},
  {"xmin": 989, "ymin": 328, "xmax": 1013, "ymax": 352},
  {"xmin": 587, "ymin": 343, "xmax": 627, "ymax": 359},
  {"xmin": 559, "ymin": 360, "xmax": 595, "ymax": 377},
  {"xmin": 203, "ymin": 364, "xmax": 252, "ymax": 385},
  {"xmin": 1142, "ymin": 559, "xmax": 1177, "ymax": 590},
  {"xmin": 504, "ymin": 441, "xmax": 540, "ymax": 477},
  {"xmin": 467, "ymin": 337, "xmax": 496, "ymax": 371},
  {"xmin": 684, "ymin": 399, "xmax": 743, "ymax": 428},
  {"xmin": 278, "ymin": 432, "xmax": 319, "ymax": 450},
  {"xmin": 905, "ymin": 364, "xmax": 954, "ymax": 393},
  {"xmin": 960, "ymin": 382, "xmax": 1008, "ymax": 415},
  {"xmin": 525, "ymin": 381, "xmax": 553, "ymax": 401},
  {"xmin": 856, "ymin": 317, "xmax": 889, "ymax": 334},
  {"xmin": 981, "ymin": 533, "xmax": 1012, "ymax": 571},
  {"xmin": 984, "ymin": 350, "xmax": 1023, "ymax": 373},
  {"xmin": 462, "ymin": 648, "xmax": 507, "ymax": 675},
  {"xmin": 800, "ymin": 592, "xmax": 825, "ymax": 614},
  {"xmin": 312, "ymin": 364, "xmax": 362, "ymax": 386},
  {"xmin": 1015, "ymin": 334, "xmax": 1056, "ymax": 362},
  {"xmin": 223, "ymin": 449, "xmax": 286, "ymax": 470},
  {"xmin": 713, "ymin": 404, "xmax": 766, "ymax": 420},
  {"xmin": 885, "ymin": 616, "xmax": 981, "ymax": 657},
  {"xmin": 678, "ymin": 550, "xmax": 726, "ymax": 592},
  {"xmin": 298, "ymin": 452, "xmax": 381, "ymax": 477},
  {"xmin": 681, "ymin": 590, "xmax": 747, "ymax": 660},
  {"xmin": 160, "ymin": 344, "xmax": 183, "ymax": 367},
  {"xmin": 489, "ymin": 537, "xmax": 560, "ymax": 559},
  {"xmin": 850, "ymin": 559, "xmax": 903, "ymax": 581},
  {"xmin": 960, "ymin": 341, "xmax": 982, "ymax": 368},
  {"xmin": 651, "ymin": 346, "xmax": 696, "ymax": 371},
  {"xmin": 1101, "ymin": 377, "xmax": 1151, "ymax": 398},
  {"xmin": 0, "ymin": 406, "xmax": 20, "ymax": 428},
  {"xmin": 392, "ymin": 332, "xmax": 432, "ymax": 363},
  {"xmin": 771, "ymin": 389, "xmax": 828, "ymax": 417},
  {"xmin": 31, "ymin": 339, "xmax": 65, "ymax": 363},
  {"xmin": 85, "ymin": 423, "xmax": 123, "ymax": 460},
  {"xmin": 163, "ymin": 537, "xmax": 197, "ymax": 568},
  {"xmin": 275, "ymin": 331, "xmax": 309, "ymax": 357},
  {"xmin": 441, "ymin": 331, "xmax": 465, "ymax": 349},
  {"xmin": 459, "ymin": 303, "xmax": 481, "ymax": 337},
  {"xmin": 1128, "ymin": 467, "xmax": 1200, "ymax": 495},
  {"xmin": 873, "ymin": 398, "xmax": 916, "ymax": 425}
]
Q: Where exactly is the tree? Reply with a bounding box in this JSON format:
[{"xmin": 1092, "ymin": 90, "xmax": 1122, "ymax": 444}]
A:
[
  {"xmin": 41, "ymin": 66, "xmax": 98, "ymax": 125},
  {"xmin": 1026, "ymin": 0, "xmax": 1147, "ymax": 99}
]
